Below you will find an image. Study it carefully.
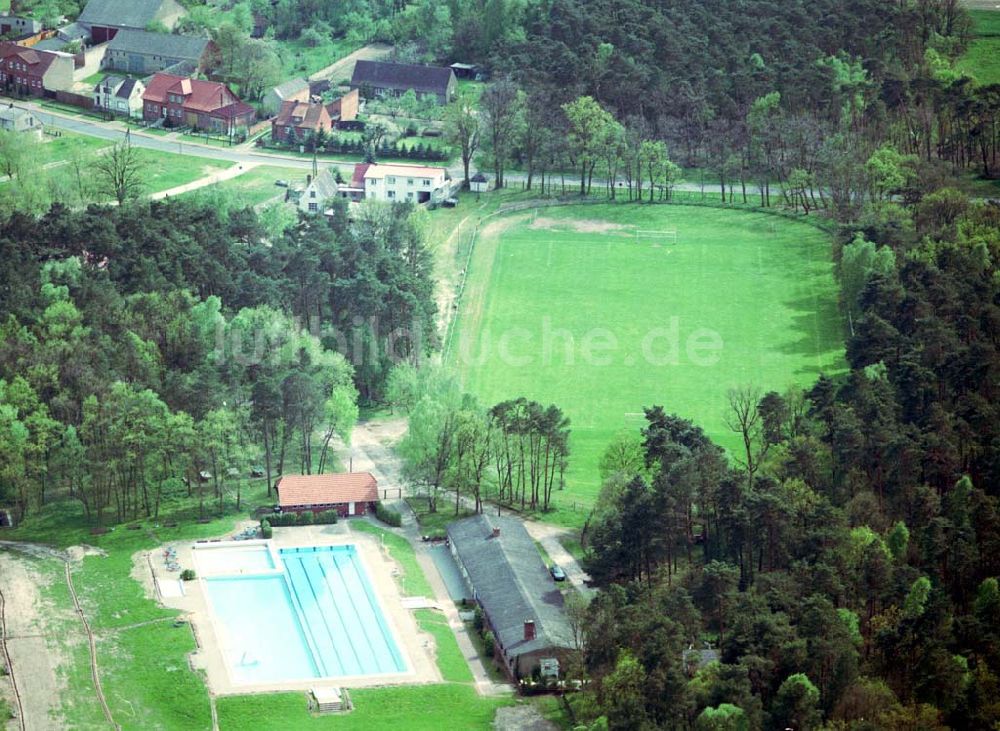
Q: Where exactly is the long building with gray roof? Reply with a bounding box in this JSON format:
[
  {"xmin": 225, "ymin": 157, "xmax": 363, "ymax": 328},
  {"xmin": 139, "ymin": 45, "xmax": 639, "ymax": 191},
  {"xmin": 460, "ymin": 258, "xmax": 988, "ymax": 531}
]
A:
[{"xmin": 447, "ymin": 513, "xmax": 574, "ymax": 679}]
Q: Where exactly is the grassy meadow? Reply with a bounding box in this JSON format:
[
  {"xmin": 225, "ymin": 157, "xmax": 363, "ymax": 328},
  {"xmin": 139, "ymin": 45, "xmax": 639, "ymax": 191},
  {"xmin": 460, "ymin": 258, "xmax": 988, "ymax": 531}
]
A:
[
  {"xmin": 448, "ymin": 203, "xmax": 846, "ymax": 524},
  {"xmin": 958, "ymin": 9, "xmax": 1000, "ymax": 85}
]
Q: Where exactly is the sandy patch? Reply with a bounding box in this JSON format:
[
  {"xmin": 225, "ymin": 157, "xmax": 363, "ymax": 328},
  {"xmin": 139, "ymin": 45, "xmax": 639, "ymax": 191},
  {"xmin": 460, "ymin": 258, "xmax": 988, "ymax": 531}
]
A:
[
  {"xmin": 528, "ymin": 216, "xmax": 627, "ymax": 234},
  {"xmin": 494, "ymin": 704, "xmax": 558, "ymax": 730},
  {"xmin": 0, "ymin": 552, "xmax": 71, "ymax": 730}
]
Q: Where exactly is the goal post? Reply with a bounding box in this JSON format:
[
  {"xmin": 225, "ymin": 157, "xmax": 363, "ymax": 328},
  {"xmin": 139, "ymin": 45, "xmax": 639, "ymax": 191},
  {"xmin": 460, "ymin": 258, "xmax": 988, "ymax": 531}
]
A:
[{"xmin": 634, "ymin": 229, "xmax": 678, "ymax": 245}]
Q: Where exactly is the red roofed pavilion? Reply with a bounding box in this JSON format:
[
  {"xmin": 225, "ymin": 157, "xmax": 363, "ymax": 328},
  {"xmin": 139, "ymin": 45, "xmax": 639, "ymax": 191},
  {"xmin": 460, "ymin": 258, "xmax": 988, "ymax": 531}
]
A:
[{"xmin": 276, "ymin": 473, "xmax": 378, "ymax": 517}]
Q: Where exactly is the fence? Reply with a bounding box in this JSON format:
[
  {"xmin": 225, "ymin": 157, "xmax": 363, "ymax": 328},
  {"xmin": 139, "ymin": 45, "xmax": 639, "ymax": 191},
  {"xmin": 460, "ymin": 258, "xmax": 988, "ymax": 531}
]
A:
[{"xmin": 54, "ymin": 89, "xmax": 94, "ymax": 111}]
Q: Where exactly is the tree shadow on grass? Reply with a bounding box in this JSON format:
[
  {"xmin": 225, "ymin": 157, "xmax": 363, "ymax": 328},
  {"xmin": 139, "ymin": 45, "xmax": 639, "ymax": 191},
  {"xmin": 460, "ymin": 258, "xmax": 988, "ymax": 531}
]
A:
[{"xmin": 774, "ymin": 293, "xmax": 847, "ymax": 369}]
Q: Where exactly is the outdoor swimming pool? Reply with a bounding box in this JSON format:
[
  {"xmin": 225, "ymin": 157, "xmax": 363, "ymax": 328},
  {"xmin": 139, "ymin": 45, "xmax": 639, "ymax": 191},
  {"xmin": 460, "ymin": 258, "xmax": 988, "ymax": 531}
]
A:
[{"xmin": 201, "ymin": 545, "xmax": 407, "ymax": 684}]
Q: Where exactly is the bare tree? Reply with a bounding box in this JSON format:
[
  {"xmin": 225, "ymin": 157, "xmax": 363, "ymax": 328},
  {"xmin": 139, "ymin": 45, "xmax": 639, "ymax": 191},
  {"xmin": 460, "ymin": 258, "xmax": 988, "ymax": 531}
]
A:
[
  {"xmin": 94, "ymin": 134, "xmax": 145, "ymax": 205},
  {"xmin": 724, "ymin": 385, "xmax": 770, "ymax": 488},
  {"xmin": 480, "ymin": 78, "xmax": 523, "ymax": 188},
  {"xmin": 445, "ymin": 93, "xmax": 480, "ymax": 189}
]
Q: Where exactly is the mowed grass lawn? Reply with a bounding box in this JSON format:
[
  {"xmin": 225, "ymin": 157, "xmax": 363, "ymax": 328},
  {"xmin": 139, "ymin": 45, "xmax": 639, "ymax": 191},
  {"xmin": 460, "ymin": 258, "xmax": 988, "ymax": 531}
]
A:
[
  {"xmin": 187, "ymin": 165, "xmax": 306, "ymax": 207},
  {"xmin": 958, "ymin": 9, "xmax": 1000, "ymax": 85},
  {"xmin": 449, "ymin": 203, "xmax": 846, "ymax": 523}
]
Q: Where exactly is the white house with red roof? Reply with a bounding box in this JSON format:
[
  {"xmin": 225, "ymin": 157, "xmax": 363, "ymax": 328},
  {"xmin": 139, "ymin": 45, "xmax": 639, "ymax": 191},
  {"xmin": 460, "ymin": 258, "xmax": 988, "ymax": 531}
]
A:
[
  {"xmin": 361, "ymin": 163, "xmax": 450, "ymax": 204},
  {"xmin": 275, "ymin": 472, "xmax": 379, "ymax": 517},
  {"xmin": 141, "ymin": 72, "xmax": 255, "ymax": 134}
]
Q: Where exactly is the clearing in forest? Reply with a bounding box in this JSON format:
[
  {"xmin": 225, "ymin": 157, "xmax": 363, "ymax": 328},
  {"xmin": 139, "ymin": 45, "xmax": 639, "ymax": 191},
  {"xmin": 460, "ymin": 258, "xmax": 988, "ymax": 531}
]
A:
[{"xmin": 449, "ymin": 203, "xmax": 846, "ymax": 525}]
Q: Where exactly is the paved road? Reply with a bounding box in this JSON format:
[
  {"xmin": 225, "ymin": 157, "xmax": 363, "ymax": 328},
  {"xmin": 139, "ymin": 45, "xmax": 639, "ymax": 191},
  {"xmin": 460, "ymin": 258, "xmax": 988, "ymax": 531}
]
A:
[{"xmin": 16, "ymin": 101, "xmax": 350, "ymax": 172}]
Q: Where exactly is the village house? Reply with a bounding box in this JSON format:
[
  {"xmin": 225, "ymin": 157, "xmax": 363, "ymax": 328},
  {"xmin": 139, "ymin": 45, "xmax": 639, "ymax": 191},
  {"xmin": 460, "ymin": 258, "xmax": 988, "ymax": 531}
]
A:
[
  {"xmin": 77, "ymin": 0, "xmax": 187, "ymax": 44},
  {"xmin": 299, "ymin": 167, "xmax": 341, "ymax": 214},
  {"xmin": 447, "ymin": 514, "xmax": 574, "ymax": 680},
  {"xmin": 362, "ymin": 162, "xmax": 450, "ymax": 204},
  {"xmin": 0, "ymin": 16, "xmax": 42, "ymax": 39},
  {"xmin": 0, "ymin": 43, "xmax": 74, "ymax": 97},
  {"xmin": 326, "ymin": 88, "xmax": 359, "ymax": 123},
  {"xmin": 350, "ymin": 60, "xmax": 456, "ymax": 105},
  {"xmin": 272, "ymin": 99, "xmax": 332, "ymax": 145},
  {"xmin": 0, "ymin": 105, "xmax": 41, "ymax": 135},
  {"xmin": 261, "ymin": 77, "xmax": 309, "ymax": 117},
  {"xmin": 275, "ymin": 472, "xmax": 378, "ymax": 517},
  {"xmin": 142, "ymin": 72, "xmax": 255, "ymax": 134},
  {"xmin": 103, "ymin": 30, "xmax": 212, "ymax": 76},
  {"xmin": 93, "ymin": 74, "xmax": 144, "ymax": 117}
]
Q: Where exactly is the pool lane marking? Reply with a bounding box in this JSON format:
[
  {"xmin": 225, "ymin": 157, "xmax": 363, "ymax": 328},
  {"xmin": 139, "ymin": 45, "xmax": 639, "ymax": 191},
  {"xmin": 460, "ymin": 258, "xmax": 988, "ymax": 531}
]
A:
[
  {"xmin": 339, "ymin": 550, "xmax": 404, "ymax": 672},
  {"xmin": 295, "ymin": 553, "xmax": 359, "ymax": 677},
  {"xmin": 321, "ymin": 552, "xmax": 374, "ymax": 673},
  {"xmin": 333, "ymin": 551, "xmax": 396, "ymax": 674},
  {"xmin": 283, "ymin": 557, "xmax": 334, "ymax": 677}
]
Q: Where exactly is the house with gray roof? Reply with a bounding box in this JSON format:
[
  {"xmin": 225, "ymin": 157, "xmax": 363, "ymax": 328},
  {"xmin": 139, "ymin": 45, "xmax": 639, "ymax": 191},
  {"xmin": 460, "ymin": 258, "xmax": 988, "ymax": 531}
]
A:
[
  {"xmin": 262, "ymin": 77, "xmax": 310, "ymax": 117},
  {"xmin": 446, "ymin": 514, "xmax": 574, "ymax": 679},
  {"xmin": 350, "ymin": 60, "xmax": 456, "ymax": 104},
  {"xmin": 93, "ymin": 74, "xmax": 144, "ymax": 117},
  {"xmin": 299, "ymin": 167, "xmax": 341, "ymax": 214},
  {"xmin": 103, "ymin": 30, "xmax": 211, "ymax": 75},
  {"xmin": 77, "ymin": 0, "xmax": 186, "ymax": 44}
]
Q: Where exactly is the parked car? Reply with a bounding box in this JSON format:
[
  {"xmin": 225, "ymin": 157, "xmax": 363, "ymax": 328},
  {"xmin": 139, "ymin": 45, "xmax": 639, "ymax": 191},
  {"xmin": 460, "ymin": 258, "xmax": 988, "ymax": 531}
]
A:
[
  {"xmin": 274, "ymin": 179, "xmax": 289, "ymax": 187},
  {"xmin": 197, "ymin": 470, "xmax": 212, "ymax": 482},
  {"xmin": 550, "ymin": 564, "xmax": 566, "ymax": 581},
  {"xmin": 249, "ymin": 466, "xmax": 265, "ymax": 478},
  {"xmin": 442, "ymin": 197, "xmax": 458, "ymax": 207}
]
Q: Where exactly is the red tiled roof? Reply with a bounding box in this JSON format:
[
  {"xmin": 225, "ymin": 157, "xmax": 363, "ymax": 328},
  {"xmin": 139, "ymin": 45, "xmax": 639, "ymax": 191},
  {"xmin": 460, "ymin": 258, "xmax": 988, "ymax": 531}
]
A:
[
  {"xmin": 277, "ymin": 473, "xmax": 378, "ymax": 508},
  {"xmin": 210, "ymin": 100, "xmax": 255, "ymax": 120},
  {"xmin": 351, "ymin": 163, "xmax": 371, "ymax": 188},
  {"xmin": 273, "ymin": 99, "xmax": 328, "ymax": 129},
  {"xmin": 141, "ymin": 72, "xmax": 184, "ymax": 104},
  {"xmin": 141, "ymin": 72, "xmax": 240, "ymax": 113}
]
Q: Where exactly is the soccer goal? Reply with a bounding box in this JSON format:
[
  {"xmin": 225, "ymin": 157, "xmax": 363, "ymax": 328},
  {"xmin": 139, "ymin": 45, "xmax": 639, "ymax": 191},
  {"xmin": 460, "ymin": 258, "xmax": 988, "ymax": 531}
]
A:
[{"xmin": 635, "ymin": 228, "xmax": 678, "ymax": 246}]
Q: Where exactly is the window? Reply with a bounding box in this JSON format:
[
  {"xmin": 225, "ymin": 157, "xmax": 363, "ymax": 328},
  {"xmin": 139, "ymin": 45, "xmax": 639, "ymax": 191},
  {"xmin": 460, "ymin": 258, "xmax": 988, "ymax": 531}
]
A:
[
  {"xmin": 407, "ymin": 192, "xmax": 413, "ymax": 199},
  {"xmin": 423, "ymin": 179, "xmax": 430, "ymax": 186},
  {"xmin": 310, "ymin": 190, "xmax": 316, "ymax": 198},
  {"xmin": 387, "ymin": 191, "xmax": 395, "ymax": 199},
  {"xmin": 407, "ymin": 178, "xmax": 413, "ymax": 185},
  {"xmin": 308, "ymin": 202, "xmax": 317, "ymax": 211},
  {"xmin": 387, "ymin": 176, "xmax": 396, "ymax": 184}
]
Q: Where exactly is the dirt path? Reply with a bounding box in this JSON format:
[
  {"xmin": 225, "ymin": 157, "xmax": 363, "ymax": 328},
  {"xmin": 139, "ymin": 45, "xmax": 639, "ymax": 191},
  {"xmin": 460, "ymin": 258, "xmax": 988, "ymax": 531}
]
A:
[
  {"xmin": 0, "ymin": 553, "xmax": 64, "ymax": 731},
  {"xmin": 339, "ymin": 419, "xmax": 596, "ymax": 599},
  {"xmin": 149, "ymin": 162, "xmax": 258, "ymax": 200},
  {"xmin": 308, "ymin": 43, "xmax": 393, "ymax": 84}
]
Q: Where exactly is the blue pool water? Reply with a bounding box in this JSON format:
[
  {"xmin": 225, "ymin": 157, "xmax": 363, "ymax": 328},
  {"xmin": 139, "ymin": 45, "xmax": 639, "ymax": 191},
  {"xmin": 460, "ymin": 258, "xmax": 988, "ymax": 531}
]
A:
[{"xmin": 203, "ymin": 545, "xmax": 406, "ymax": 684}]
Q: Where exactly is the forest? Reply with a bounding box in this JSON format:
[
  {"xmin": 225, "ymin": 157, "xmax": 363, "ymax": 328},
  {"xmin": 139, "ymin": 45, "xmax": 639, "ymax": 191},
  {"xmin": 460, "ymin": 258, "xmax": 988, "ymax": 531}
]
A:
[
  {"xmin": 0, "ymin": 0, "xmax": 999, "ymax": 729},
  {"xmin": 0, "ymin": 197, "xmax": 436, "ymax": 525}
]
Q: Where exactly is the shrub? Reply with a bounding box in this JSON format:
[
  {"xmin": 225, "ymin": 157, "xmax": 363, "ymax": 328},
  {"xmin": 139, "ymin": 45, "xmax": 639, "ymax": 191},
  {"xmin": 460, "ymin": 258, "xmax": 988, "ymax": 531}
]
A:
[
  {"xmin": 375, "ymin": 501, "xmax": 402, "ymax": 527},
  {"xmin": 297, "ymin": 511, "xmax": 314, "ymax": 526},
  {"xmin": 180, "ymin": 569, "xmax": 196, "ymax": 581},
  {"xmin": 482, "ymin": 630, "xmax": 495, "ymax": 658},
  {"xmin": 473, "ymin": 606, "xmax": 484, "ymax": 632},
  {"xmin": 314, "ymin": 510, "xmax": 339, "ymax": 525},
  {"xmin": 260, "ymin": 519, "xmax": 273, "ymax": 539},
  {"xmin": 262, "ymin": 512, "xmax": 297, "ymax": 527}
]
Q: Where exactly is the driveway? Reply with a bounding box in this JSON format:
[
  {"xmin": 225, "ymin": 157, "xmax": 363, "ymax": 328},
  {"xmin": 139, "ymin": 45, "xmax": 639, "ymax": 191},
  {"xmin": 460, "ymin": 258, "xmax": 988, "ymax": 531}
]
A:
[{"xmin": 308, "ymin": 43, "xmax": 392, "ymax": 83}]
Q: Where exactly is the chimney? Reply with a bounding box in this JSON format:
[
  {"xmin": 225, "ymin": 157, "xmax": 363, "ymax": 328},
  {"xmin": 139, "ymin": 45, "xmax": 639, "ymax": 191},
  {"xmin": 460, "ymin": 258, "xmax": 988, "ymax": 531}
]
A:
[
  {"xmin": 306, "ymin": 174, "xmax": 312, "ymax": 185},
  {"xmin": 491, "ymin": 526, "xmax": 500, "ymax": 538},
  {"xmin": 523, "ymin": 619, "xmax": 535, "ymax": 641}
]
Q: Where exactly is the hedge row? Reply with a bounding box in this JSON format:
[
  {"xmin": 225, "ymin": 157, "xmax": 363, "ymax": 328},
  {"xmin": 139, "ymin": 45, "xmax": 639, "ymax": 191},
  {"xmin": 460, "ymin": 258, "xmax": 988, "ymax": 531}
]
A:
[
  {"xmin": 260, "ymin": 510, "xmax": 338, "ymax": 527},
  {"xmin": 375, "ymin": 501, "xmax": 402, "ymax": 527}
]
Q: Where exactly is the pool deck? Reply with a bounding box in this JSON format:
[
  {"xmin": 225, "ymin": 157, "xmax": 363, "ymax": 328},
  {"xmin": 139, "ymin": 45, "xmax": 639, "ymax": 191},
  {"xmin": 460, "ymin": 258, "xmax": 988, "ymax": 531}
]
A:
[{"xmin": 144, "ymin": 520, "xmax": 441, "ymax": 696}]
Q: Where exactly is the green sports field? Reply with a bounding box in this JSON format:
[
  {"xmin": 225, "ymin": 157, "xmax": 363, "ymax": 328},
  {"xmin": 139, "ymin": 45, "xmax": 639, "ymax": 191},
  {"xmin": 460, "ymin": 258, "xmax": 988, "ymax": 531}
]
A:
[{"xmin": 449, "ymin": 203, "xmax": 846, "ymax": 522}]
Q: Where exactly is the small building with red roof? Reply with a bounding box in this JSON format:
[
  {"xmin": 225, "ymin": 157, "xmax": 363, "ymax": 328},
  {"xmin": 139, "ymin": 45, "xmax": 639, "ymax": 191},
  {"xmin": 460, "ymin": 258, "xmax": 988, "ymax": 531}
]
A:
[
  {"xmin": 142, "ymin": 72, "xmax": 255, "ymax": 134},
  {"xmin": 275, "ymin": 472, "xmax": 379, "ymax": 517}
]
